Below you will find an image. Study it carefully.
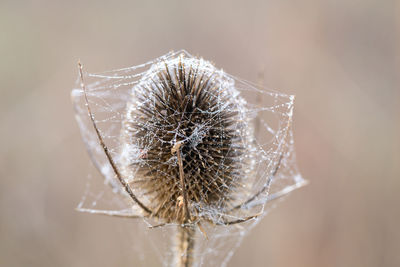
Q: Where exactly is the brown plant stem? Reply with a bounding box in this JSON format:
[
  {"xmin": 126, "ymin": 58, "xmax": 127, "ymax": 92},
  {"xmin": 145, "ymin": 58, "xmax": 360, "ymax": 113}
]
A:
[
  {"xmin": 171, "ymin": 142, "xmax": 191, "ymax": 222},
  {"xmin": 172, "ymin": 142, "xmax": 196, "ymax": 266},
  {"xmin": 175, "ymin": 225, "xmax": 196, "ymax": 267}
]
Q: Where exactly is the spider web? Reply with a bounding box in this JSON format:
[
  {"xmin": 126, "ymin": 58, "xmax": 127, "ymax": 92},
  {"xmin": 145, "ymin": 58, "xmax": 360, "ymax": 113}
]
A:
[{"xmin": 71, "ymin": 50, "xmax": 306, "ymax": 267}]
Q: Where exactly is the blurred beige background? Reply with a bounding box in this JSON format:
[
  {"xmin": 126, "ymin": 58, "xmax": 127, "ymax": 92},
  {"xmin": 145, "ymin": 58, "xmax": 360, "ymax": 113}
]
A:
[{"xmin": 0, "ymin": 0, "xmax": 399, "ymax": 266}]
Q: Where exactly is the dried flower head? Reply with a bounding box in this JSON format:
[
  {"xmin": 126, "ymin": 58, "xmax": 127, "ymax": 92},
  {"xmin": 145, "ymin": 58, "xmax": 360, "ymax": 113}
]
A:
[
  {"xmin": 72, "ymin": 50, "xmax": 306, "ymax": 267},
  {"xmin": 119, "ymin": 55, "xmax": 252, "ymax": 225}
]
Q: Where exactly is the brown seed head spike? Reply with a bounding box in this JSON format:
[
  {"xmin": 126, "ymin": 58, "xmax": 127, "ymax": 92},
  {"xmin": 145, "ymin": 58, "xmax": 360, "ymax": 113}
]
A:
[{"xmin": 120, "ymin": 54, "xmax": 251, "ymax": 225}]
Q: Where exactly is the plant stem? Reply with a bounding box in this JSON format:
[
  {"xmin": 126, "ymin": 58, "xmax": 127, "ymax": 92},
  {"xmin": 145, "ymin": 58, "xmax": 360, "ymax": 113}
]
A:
[
  {"xmin": 171, "ymin": 142, "xmax": 196, "ymax": 266},
  {"xmin": 175, "ymin": 225, "xmax": 196, "ymax": 267}
]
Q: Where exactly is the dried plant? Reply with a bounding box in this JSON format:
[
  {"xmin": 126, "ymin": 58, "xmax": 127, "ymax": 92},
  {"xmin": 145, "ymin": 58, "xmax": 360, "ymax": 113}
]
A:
[{"xmin": 72, "ymin": 50, "xmax": 306, "ymax": 267}]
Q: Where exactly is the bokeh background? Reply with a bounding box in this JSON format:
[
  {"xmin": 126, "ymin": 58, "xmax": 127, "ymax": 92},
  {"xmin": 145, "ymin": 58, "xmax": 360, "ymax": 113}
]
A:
[{"xmin": 1, "ymin": 0, "xmax": 398, "ymax": 266}]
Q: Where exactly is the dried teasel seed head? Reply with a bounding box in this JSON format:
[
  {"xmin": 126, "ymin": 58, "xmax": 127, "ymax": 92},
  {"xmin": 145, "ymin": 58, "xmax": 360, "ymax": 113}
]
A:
[{"xmin": 120, "ymin": 54, "xmax": 253, "ymax": 224}]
